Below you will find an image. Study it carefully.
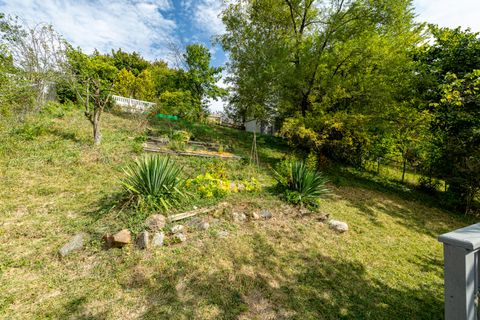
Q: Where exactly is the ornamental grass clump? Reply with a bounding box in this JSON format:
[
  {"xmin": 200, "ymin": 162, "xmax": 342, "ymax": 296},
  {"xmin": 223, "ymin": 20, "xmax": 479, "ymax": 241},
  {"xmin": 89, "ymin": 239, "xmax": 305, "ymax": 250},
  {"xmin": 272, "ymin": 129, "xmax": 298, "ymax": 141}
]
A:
[
  {"xmin": 273, "ymin": 160, "xmax": 329, "ymax": 208},
  {"xmin": 121, "ymin": 155, "xmax": 186, "ymax": 212}
]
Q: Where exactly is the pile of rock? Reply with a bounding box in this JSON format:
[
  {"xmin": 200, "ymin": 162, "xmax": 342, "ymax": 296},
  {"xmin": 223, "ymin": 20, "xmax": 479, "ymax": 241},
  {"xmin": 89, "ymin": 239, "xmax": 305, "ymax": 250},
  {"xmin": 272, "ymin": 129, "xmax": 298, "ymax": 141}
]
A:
[{"xmin": 57, "ymin": 204, "xmax": 351, "ymax": 258}]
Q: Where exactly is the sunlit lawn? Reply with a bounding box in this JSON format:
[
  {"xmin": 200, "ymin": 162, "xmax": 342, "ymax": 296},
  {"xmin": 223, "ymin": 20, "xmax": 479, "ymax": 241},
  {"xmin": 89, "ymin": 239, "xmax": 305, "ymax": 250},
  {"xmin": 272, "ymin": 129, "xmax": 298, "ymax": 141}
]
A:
[{"xmin": 0, "ymin": 109, "xmax": 473, "ymax": 319}]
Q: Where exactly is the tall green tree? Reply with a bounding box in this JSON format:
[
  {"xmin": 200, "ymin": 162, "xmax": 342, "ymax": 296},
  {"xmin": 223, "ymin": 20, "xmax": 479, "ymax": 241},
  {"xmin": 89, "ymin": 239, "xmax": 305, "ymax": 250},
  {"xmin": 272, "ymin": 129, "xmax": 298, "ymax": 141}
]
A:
[
  {"xmin": 221, "ymin": 0, "xmax": 422, "ymax": 165},
  {"xmin": 181, "ymin": 44, "xmax": 225, "ymax": 117},
  {"xmin": 111, "ymin": 48, "xmax": 149, "ymax": 76},
  {"xmin": 415, "ymin": 26, "xmax": 480, "ymax": 211}
]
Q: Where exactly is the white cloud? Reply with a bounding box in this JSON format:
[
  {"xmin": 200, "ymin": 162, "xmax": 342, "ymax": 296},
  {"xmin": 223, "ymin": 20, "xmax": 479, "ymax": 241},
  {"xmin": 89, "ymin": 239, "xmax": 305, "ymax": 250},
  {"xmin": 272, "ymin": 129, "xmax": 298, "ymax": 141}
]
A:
[
  {"xmin": 414, "ymin": 0, "xmax": 480, "ymax": 32},
  {"xmin": 181, "ymin": 0, "xmax": 194, "ymax": 11},
  {"xmin": 192, "ymin": 0, "xmax": 225, "ymax": 36},
  {"xmin": 0, "ymin": 0, "xmax": 177, "ymax": 60}
]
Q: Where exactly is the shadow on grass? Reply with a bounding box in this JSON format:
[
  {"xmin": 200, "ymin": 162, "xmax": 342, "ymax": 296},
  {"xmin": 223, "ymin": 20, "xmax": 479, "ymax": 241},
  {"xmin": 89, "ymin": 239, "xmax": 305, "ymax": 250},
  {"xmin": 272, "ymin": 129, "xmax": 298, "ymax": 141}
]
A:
[
  {"xmin": 329, "ymin": 167, "xmax": 475, "ymax": 237},
  {"xmin": 127, "ymin": 232, "xmax": 444, "ymax": 319},
  {"xmin": 54, "ymin": 296, "xmax": 107, "ymax": 320}
]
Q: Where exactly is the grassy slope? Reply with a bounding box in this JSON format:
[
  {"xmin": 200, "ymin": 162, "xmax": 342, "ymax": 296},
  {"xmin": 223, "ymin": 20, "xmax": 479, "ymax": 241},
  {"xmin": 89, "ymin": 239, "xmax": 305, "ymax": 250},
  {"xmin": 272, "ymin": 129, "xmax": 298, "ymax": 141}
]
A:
[{"xmin": 0, "ymin": 109, "xmax": 474, "ymax": 319}]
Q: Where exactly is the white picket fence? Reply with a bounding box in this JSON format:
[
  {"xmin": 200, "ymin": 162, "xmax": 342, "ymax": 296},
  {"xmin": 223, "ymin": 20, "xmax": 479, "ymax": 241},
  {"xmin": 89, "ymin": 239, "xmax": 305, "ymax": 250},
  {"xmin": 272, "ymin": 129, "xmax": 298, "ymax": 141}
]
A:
[{"xmin": 112, "ymin": 95, "xmax": 156, "ymax": 113}]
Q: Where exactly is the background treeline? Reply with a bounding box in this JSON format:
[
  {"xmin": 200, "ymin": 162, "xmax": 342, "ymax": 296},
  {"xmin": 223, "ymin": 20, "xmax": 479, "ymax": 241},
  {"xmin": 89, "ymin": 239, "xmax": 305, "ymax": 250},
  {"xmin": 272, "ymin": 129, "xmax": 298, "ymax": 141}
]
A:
[
  {"xmin": 219, "ymin": 0, "xmax": 480, "ymax": 212},
  {"xmin": 0, "ymin": 13, "xmax": 225, "ymax": 124}
]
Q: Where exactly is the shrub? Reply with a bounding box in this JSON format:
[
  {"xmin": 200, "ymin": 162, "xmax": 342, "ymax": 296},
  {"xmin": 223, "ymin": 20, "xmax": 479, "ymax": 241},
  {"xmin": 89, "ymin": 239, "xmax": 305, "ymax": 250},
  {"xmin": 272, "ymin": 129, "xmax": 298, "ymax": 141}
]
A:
[
  {"xmin": 187, "ymin": 173, "xmax": 230, "ymax": 198},
  {"xmin": 273, "ymin": 160, "xmax": 329, "ymax": 208},
  {"xmin": 121, "ymin": 155, "xmax": 186, "ymax": 212},
  {"xmin": 169, "ymin": 130, "xmax": 191, "ymax": 151},
  {"xmin": 186, "ymin": 173, "xmax": 261, "ymax": 199},
  {"xmin": 171, "ymin": 130, "xmax": 190, "ymax": 143}
]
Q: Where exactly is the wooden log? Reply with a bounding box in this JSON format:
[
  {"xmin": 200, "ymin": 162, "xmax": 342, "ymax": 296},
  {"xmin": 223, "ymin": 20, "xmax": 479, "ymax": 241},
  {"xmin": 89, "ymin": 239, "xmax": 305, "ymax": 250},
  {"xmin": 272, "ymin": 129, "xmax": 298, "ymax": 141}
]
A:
[
  {"xmin": 167, "ymin": 207, "xmax": 216, "ymax": 222},
  {"xmin": 144, "ymin": 144, "xmax": 242, "ymax": 160},
  {"xmin": 147, "ymin": 136, "xmax": 169, "ymax": 144}
]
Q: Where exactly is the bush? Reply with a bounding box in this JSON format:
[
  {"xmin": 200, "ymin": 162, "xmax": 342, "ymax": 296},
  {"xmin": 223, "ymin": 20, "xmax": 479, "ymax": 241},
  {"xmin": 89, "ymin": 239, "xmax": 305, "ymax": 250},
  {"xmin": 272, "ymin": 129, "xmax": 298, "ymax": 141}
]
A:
[
  {"xmin": 186, "ymin": 173, "xmax": 261, "ymax": 199},
  {"xmin": 169, "ymin": 130, "xmax": 191, "ymax": 151},
  {"xmin": 273, "ymin": 160, "xmax": 329, "ymax": 208},
  {"xmin": 171, "ymin": 130, "xmax": 190, "ymax": 143},
  {"xmin": 121, "ymin": 155, "xmax": 186, "ymax": 212}
]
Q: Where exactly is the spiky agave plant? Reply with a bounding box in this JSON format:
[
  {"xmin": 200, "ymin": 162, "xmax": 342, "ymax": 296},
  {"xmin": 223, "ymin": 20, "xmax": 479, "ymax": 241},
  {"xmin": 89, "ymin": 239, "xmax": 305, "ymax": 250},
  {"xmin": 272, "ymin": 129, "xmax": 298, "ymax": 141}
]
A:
[
  {"xmin": 273, "ymin": 160, "xmax": 329, "ymax": 207},
  {"xmin": 122, "ymin": 155, "xmax": 186, "ymax": 212}
]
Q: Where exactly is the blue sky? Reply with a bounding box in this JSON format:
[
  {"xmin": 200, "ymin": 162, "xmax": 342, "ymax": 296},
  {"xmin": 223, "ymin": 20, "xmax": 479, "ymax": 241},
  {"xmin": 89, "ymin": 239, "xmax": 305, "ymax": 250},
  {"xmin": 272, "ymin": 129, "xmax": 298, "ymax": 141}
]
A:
[{"xmin": 1, "ymin": 0, "xmax": 479, "ymax": 111}]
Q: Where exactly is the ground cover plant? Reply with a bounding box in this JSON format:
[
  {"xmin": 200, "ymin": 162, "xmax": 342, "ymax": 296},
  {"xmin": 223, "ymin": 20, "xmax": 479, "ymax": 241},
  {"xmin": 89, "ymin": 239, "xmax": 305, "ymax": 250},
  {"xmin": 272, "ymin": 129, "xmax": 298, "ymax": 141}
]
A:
[{"xmin": 0, "ymin": 108, "xmax": 476, "ymax": 319}]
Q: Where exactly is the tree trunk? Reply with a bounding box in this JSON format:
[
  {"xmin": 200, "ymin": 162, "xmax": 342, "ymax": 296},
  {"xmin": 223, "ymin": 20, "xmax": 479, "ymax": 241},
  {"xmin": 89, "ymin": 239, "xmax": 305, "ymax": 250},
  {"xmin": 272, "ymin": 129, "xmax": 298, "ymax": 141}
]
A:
[
  {"xmin": 401, "ymin": 158, "xmax": 407, "ymax": 183},
  {"xmin": 93, "ymin": 109, "xmax": 101, "ymax": 145},
  {"xmin": 300, "ymin": 93, "xmax": 310, "ymax": 117}
]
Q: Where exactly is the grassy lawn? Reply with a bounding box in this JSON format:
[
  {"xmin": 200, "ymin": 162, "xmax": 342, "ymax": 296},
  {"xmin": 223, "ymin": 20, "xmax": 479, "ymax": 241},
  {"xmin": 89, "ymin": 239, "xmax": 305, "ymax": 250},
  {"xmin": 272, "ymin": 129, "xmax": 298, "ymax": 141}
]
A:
[{"xmin": 0, "ymin": 108, "xmax": 474, "ymax": 319}]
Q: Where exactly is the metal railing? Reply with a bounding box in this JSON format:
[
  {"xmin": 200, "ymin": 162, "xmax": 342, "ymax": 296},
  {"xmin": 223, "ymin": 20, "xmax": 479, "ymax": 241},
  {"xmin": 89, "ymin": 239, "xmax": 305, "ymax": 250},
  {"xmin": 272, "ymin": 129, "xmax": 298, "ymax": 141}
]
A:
[{"xmin": 111, "ymin": 95, "xmax": 156, "ymax": 113}]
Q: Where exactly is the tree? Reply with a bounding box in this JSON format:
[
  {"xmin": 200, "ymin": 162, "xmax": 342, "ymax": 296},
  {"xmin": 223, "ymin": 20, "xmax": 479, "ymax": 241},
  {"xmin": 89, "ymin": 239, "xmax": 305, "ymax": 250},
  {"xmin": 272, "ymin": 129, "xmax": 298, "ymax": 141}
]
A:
[
  {"xmin": 111, "ymin": 48, "xmax": 149, "ymax": 76},
  {"xmin": 157, "ymin": 90, "xmax": 198, "ymax": 120},
  {"xmin": 114, "ymin": 68, "xmax": 136, "ymax": 97},
  {"xmin": 182, "ymin": 44, "xmax": 226, "ymax": 116},
  {"xmin": 66, "ymin": 46, "xmax": 118, "ymax": 145},
  {"xmin": 431, "ymin": 71, "xmax": 480, "ymax": 212},
  {"xmin": 415, "ymin": 26, "xmax": 480, "ymax": 211},
  {"xmin": 0, "ymin": 13, "xmax": 67, "ymax": 112},
  {"xmin": 150, "ymin": 60, "xmax": 178, "ymax": 97},
  {"xmin": 221, "ymin": 0, "xmax": 421, "ymax": 119},
  {"xmin": 135, "ymin": 69, "xmax": 155, "ymax": 101},
  {"xmin": 220, "ymin": 0, "xmax": 422, "ymax": 166}
]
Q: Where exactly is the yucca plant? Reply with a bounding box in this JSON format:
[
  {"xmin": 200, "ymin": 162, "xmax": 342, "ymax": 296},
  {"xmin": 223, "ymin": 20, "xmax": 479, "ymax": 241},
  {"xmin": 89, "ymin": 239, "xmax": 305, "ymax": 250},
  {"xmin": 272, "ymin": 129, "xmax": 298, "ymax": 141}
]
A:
[
  {"xmin": 273, "ymin": 160, "xmax": 329, "ymax": 207},
  {"xmin": 121, "ymin": 155, "xmax": 186, "ymax": 212}
]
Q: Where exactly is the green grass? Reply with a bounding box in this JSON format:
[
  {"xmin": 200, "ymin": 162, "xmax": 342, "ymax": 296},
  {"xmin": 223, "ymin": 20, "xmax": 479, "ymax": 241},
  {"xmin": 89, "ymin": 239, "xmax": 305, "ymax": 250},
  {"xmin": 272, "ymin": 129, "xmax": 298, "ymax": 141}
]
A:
[{"xmin": 0, "ymin": 108, "xmax": 474, "ymax": 319}]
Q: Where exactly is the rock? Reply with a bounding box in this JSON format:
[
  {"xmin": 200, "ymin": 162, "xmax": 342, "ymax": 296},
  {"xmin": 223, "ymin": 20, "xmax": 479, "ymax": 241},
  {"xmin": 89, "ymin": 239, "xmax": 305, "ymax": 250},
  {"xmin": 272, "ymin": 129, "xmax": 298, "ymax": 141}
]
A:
[
  {"xmin": 317, "ymin": 212, "xmax": 330, "ymax": 222},
  {"xmin": 197, "ymin": 221, "xmax": 210, "ymax": 231},
  {"xmin": 260, "ymin": 209, "xmax": 272, "ymax": 220},
  {"xmin": 218, "ymin": 230, "xmax": 229, "ymax": 238},
  {"xmin": 171, "ymin": 225, "xmax": 185, "ymax": 234},
  {"xmin": 187, "ymin": 218, "xmax": 210, "ymax": 231},
  {"xmin": 59, "ymin": 233, "xmax": 85, "ymax": 257},
  {"xmin": 112, "ymin": 229, "xmax": 131, "ymax": 247},
  {"xmin": 328, "ymin": 220, "xmax": 348, "ymax": 233},
  {"xmin": 237, "ymin": 183, "xmax": 245, "ymax": 192},
  {"xmin": 175, "ymin": 233, "xmax": 187, "ymax": 242},
  {"xmin": 145, "ymin": 214, "xmax": 166, "ymax": 231},
  {"xmin": 299, "ymin": 207, "xmax": 310, "ymax": 215},
  {"xmin": 135, "ymin": 231, "xmax": 149, "ymax": 249},
  {"xmin": 251, "ymin": 212, "xmax": 261, "ymax": 220},
  {"xmin": 232, "ymin": 212, "xmax": 247, "ymax": 222},
  {"xmin": 152, "ymin": 232, "xmax": 165, "ymax": 247}
]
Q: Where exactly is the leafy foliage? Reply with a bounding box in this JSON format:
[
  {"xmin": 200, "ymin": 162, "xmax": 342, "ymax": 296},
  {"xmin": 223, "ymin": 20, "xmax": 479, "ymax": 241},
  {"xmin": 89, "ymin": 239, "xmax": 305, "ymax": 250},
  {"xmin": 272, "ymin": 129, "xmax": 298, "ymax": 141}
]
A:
[
  {"xmin": 186, "ymin": 173, "xmax": 260, "ymax": 199},
  {"xmin": 414, "ymin": 27, "xmax": 480, "ymax": 211},
  {"xmin": 273, "ymin": 160, "xmax": 329, "ymax": 208},
  {"xmin": 121, "ymin": 155, "xmax": 186, "ymax": 212}
]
